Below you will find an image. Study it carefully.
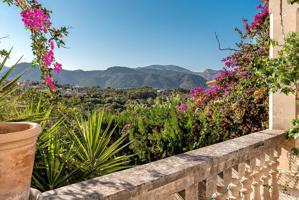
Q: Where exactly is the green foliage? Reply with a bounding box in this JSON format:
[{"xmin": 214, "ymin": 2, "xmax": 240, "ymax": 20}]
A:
[
  {"xmin": 32, "ymin": 120, "xmax": 72, "ymax": 191},
  {"xmin": 119, "ymin": 96, "xmax": 195, "ymax": 163},
  {"xmin": 203, "ymin": 86, "xmax": 269, "ymax": 139},
  {"xmin": 288, "ymin": 117, "xmax": 299, "ymax": 138},
  {"xmin": 0, "ymin": 49, "xmax": 24, "ymax": 119},
  {"xmin": 31, "ymin": 110, "xmax": 132, "ymax": 191},
  {"xmin": 58, "ymin": 87, "xmax": 188, "ymax": 113},
  {"xmin": 5, "ymin": 96, "xmax": 52, "ymax": 123},
  {"xmin": 65, "ymin": 112, "xmax": 132, "ymax": 179},
  {"xmin": 288, "ymin": 0, "xmax": 299, "ymax": 4},
  {"xmin": 113, "ymin": 87, "xmax": 268, "ymax": 164},
  {"xmin": 255, "ymin": 32, "xmax": 299, "ymax": 95},
  {"xmin": 1, "ymin": 0, "xmax": 274, "ymax": 191},
  {"xmin": 255, "ymin": 32, "xmax": 299, "ymax": 141}
]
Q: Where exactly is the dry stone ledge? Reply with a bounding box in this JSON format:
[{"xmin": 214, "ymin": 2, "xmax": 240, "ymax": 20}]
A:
[{"xmin": 39, "ymin": 130, "xmax": 286, "ymax": 200}]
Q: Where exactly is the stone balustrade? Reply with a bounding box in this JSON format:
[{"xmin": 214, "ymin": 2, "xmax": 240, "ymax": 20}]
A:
[{"xmin": 34, "ymin": 130, "xmax": 288, "ymax": 200}]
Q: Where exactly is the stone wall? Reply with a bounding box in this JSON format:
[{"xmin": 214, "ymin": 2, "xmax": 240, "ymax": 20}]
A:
[{"xmin": 36, "ymin": 130, "xmax": 286, "ymax": 200}]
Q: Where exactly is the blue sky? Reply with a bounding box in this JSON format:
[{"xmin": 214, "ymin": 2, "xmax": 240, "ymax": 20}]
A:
[{"xmin": 0, "ymin": 0, "xmax": 260, "ymax": 71}]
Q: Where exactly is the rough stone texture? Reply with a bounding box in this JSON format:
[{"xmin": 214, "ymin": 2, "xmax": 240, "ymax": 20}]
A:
[
  {"xmin": 280, "ymin": 191, "xmax": 299, "ymax": 200},
  {"xmin": 278, "ymin": 138, "xmax": 299, "ymax": 194},
  {"xmin": 40, "ymin": 130, "xmax": 286, "ymax": 200},
  {"xmin": 269, "ymin": 0, "xmax": 299, "ymax": 130},
  {"xmin": 269, "ymin": 0, "xmax": 299, "ymax": 196}
]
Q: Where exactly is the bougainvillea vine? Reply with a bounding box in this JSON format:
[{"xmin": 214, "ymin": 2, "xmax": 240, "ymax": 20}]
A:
[{"xmin": 3, "ymin": 0, "xmax": 68, "ymax": 91}]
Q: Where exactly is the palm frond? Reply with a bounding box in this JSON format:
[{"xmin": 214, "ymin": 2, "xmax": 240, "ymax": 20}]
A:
[{"xmin": 66, "ymin": 111, "xmax": 133, "ymax": 179}]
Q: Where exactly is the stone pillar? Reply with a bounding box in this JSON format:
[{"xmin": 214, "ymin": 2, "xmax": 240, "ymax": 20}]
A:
[
  {"xmin": 269, "ymin": 0, "xmax": 299, "ymax": 130},
  {"xmin": 269, "ymin": 1, "xmax": 299, "ymax": 196}
]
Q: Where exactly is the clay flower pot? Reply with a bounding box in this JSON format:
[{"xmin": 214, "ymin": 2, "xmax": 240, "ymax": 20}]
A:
[{"xmin": 0, "ymin": 122, "xmax": 41, "ymax": 200}]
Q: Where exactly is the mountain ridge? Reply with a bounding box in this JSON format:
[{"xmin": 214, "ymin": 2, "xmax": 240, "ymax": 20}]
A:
[{"xmin": 3, "ymin": 63, "xmax": 220, "ymax": 89}]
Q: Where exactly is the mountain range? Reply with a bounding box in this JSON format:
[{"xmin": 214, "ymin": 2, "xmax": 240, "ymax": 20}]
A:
[{"xmin": 3, "ymin": 63, "xmax": 220, "ymax": 89}]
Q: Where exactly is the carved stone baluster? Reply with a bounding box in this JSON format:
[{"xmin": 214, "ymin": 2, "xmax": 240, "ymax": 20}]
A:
[
  {"xmin": 216, "ymin": 188, "xmax": 226, "ymax": 200},
  {"xmin": 241, "ymin": 160, "xmax": 254, "ymax": 200},
  {"xmin": 230, "ymin": 164, "xmax": 244, "ymax": 199},
  {"xmin": 252, "ymin": 155, "xmax": 265, "ymax": 200},
  {"xmin": 216, "ymin": 168, "xmax": 232, "ymax": 200},
  {"xmin": 206, "ymin": 175, "xmax": 217, "ymax": 199},
  {"xmin": 185, "ymin": 183, "xmax": 199, "ymax": 200},
  {"xmin": 261, "ymin": 151, "xmax": 271, "ymax": 200},
  {"xmin": 270, "ymin": 147, "xmax": 281, "ymax": 200},
  {"xmin": 223, "ymin": 168, "xmax": 232, "ymax": 199}
]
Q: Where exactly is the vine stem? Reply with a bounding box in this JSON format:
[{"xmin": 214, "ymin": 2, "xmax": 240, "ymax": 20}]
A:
[{"xmin": 214, "ymin": 32, "xmax": 240, "ymax": 52}]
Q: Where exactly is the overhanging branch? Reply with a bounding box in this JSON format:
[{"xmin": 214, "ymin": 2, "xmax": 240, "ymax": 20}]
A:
[{"xmin": 215, "ymin": 32, "xmax": 240, "ymax": 52}]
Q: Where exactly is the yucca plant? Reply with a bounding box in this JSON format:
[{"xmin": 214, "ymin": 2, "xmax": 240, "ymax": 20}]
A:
[
  {"xmin": 32, "ymin": 119, "xmax": 75, "ymax": 191},
  {"xmin": 6, "ymin": 96, "xmax": 52, "ymax": 123},
  {"xmin": 0, "ymin": 49, "xmax": 24, "ymax": 117},
  {"xmin": 66, "ymin": 111, "xmax": 133, "ymax": 180},
  {"xmin": 0, "ymin": 49, "xmax": 52, "ymax": 123}
]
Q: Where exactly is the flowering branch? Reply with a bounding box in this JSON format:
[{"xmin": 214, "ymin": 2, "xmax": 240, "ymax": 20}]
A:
[{"xmin": 3, "ymin": 0, "xmax": 69, "ymax": 91}]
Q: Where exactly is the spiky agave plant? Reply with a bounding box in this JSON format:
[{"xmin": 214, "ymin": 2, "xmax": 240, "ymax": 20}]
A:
[
  {"xmin": 0, "ymin": 49, "xmax": 53, "ymax": 122},
  {"xmin": 65, "ymin": 111, "xmax": 133, "ymax": 180},
  {"xmin": 32, "ymin": 119, "xmax": 75, "ymax": 191},
  {"xmin": 0, "ymin": 49, "xmax": 24, "ymax": 117}
]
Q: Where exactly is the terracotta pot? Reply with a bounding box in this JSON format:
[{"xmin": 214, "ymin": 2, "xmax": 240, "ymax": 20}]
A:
[{"xmin": 0, "ymin": 122, "xmax": 41, "ymax": 200}]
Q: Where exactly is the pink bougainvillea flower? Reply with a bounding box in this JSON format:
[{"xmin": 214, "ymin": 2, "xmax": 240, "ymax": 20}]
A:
[
  {"xmin": 43, "ymin": 50, "xmax": 54, "ymax": 68},
  {"xmin": 176, "ymin": 104, "xmax": 188, "ymax": 112},
  {"xmin": 224, "ymin": 59, "xmax": 233, "ymax": 67},
  {"xmin": 257, "ymin": 47, "xmax": 264, "ymax": 55},
  {"xmin": 206, "ymin": 85, "xmax": 221, "ymax": 96},
  {"xmin": 45, "ymin": 75, "xmax": 55, "ymax": 91},
  {"xmin": 215, "ymin": 69, "xmax": 235, "ymax": 81},
  {"xmin": 49, "ymin": 40, "xmax": 55, "ymax": 50},
  {"xmin": 20, "ymin": 7, "xmax": 51, "ymax": 33},
  {"xmin": 190, "ymin": 86, "xmax": 205, "ymax": 97},
  {"xmin": 53, "ymin": 62, "xmax": 62, "ymax": 73},
  {"xmin": 13, "ymin": 0, "xmax": 67, "ymax": 91},
  {"xmin": 239, "ymin": 71, "xmax": 249, "ymax": 77},
  {"xmin": 256, "ymin": 4, "xmax": 262, "ymax": 9}
]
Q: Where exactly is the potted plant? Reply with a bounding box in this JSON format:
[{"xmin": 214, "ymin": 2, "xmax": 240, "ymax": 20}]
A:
[{"xmin": 0, "ymin": 0, "xmax": 68, "ymax": 199}]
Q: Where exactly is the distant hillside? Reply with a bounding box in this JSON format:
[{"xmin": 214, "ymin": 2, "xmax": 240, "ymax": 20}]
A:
[
  {"xmin": 2, "ymin": 63, "xmax": 220, "ymax": 89},
  {"xmin": 197, "ymin": 69, "xmax": 220, "ymax": 80}
]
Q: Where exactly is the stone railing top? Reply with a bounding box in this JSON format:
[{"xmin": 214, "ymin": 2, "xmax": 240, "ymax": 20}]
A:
[{"xmin": 40, "ymin": 129, "xmax": 286, "ymax": 200}]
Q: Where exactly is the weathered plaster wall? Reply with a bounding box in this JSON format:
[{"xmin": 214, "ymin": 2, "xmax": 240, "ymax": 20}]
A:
[{"xmin": 269, "ymin": 0, "xmax": 299, "ymax": 130}]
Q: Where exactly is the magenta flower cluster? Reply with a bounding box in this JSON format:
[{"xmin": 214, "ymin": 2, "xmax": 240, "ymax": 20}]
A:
[
  {"xmin": 206, "ymin": 85, "xmax": 221, "ymax": 96},
  {"xmin": 43, "ymin": 48, "xmax": 54, "ymax": 68},
  {"xmin": 176, "ymin": 104, "xmax": 188, "ymax": 112},
  {"xmin": 215, "ymin": 69, "xmax": 235, "ymax": 81},
  {"xmin": 243, "ymin": 3, "xmax": 268, "ymax": 34},
  {"xmin": 190, "ymin": 86, "xmax": 205, "ymax": 97},
  {"xmin": 45, "ymin": 75, "xmax": 55, "ymax": 91},
  {"xmin": 223, "ymin": 56, "xmax": 237, "ymax": 68},
  {"xmin": 189, "ymin": 85, "xmax": 222, "ymax": 100},
  {"xmin": 42, "ymin": 41, "xmax": 62, "ymax": 90},
  {"xmin": 252, "ymin": 4, "xmax": 268, "ymax": 28},
  {"xmin": 17, "ymin": 0, "xmax": 63, "ymax": 91},
  {"xmin": 181, "ymin": 1, "xmax": 269, "ymax": 110},
  {"xmin": 20, "ymin": 7, "xmax": 50, "ymax": 33}
]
